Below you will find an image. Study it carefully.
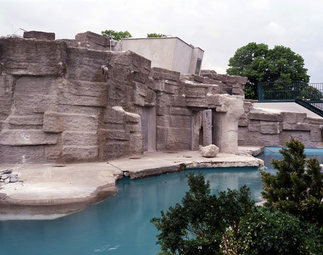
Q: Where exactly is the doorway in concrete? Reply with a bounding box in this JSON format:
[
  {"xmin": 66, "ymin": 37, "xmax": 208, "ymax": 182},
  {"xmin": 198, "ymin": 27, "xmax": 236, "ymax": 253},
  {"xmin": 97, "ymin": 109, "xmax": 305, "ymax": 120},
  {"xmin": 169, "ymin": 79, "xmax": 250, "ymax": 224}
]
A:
[{"xmin": 141, "ymin": 107, "xmax": 156, "ymax": 152}]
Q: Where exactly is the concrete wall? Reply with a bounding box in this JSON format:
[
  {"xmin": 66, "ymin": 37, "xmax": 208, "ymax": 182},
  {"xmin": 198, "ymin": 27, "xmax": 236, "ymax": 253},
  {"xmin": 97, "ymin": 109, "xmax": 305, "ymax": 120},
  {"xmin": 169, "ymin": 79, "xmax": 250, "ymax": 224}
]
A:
[
  {"xmin": 121, "ymin": 37, "xmax": 204, "ymax": 75},
  {"xmin": 121, "ymin": 38, "xmax": 176, "ymax": 71},
  {"xmin": 0, "ymin": 32, "xmax": 247, "ymax": 164},
  {"xmin": 238, "ymin": 101, "xmax": 323, "ymax": 148},
  {"xmin": 189, "ymin": 47, "xmax": 204, "ymax": 75},
  {"xmin": 172, "ymin": 39, "xmax": 193, "ymax": 74}
]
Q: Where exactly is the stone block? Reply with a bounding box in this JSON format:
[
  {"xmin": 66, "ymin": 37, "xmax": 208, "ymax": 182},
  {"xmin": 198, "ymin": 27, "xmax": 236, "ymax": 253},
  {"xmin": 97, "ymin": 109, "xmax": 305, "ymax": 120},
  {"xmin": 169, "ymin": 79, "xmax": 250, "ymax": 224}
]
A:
[
  {"xmin": 260, "ymin": 121, "xmax": 281, "ymax": 134},
  {"xmin": 0, "ymin": 130, "xmax": 58, "ymax": 145},
  {"xmin": 282, "ymin": 123, "xmax": 311, "ymax": 131},
  {"xmin": 105, "ymin": 130, "xmax": 129, "ymax": 141},
  {"xmin": 280, "ymin": 131, "xmax": 311, "ymax": 146},
  {"xmin": 166, "ymin": 128, "xmax": 191, "ymax": 150},
  {"xmin": 0, "ymin": 75, "xmax": 13, "ymax": 97},
  {"xmin": 238, "ymin": 117, "xmax": 249, "ymax": 127},
  {"xmin": 128, "ymin": 133, "xmax": 143, "ymax": 154},
  {"xmin": 14, "ymin": 94, "xmax": 56, "ymax": 115},
  {"xmin": 282, "ymin": 112, "xmax": 306, "ymax": 124},
  {"xmin": 8, "ymin": 115, "xmax": 43, "ymax": 126},
  {"xmin": 43, "ymin": 112, "xmax": 63, "ymax": 133},
  {"xmin": 126, "ymin": 123, "xmax": 141, "ymax": 133},
  {"xmin": 66, "ymin": 47, "xmax": 111, "ymax": 82},
  {"xmin": 310, "ymin": 125, "xmax": 322, "ymax": 142},
  {"xmin": 0, "ymin": 145, "xmax": 45, "ymax": 164},
  {"xmin": 170, "ymin": 107, "xmax": 191, "ymax": 116},
  {"xmin": 75, "ymin": 31, "xmax": 109, "ymax": 49},
  {"xmin": 185, "ymin": 86, "xmax": 206, "ymax": 98},
  {"xmin": 170, "ymin": 115, "xmax": 191, "ymax": 128},
  {"xmin": 125, "ymin": 113, "xmax": 140, "ymax": 123},
  {"xmin": 157, "ymin": 115, "xmax": 170, "ymax": 127},
  {"xmin": 43, "ymin": 112, "xmax": 98, "ymax": 132},
  {"xmin": 152, "ymin": 67, "xmax": 180, "ymax": 81},
  {"xmin": 145, "ymin": 89, "xmax": 156, "ymax": 106},
  {"xmin": 170, "ymin": 95, "xmax": 186, "ymax": 107},
  {"xmin": 156, "ymin": 127, "xmax": 168, "ymax": 150},
  {"xmin": 62, "ymin": 146, "xmax": 98, "ymax": 162},
  {"xmin": 248, "ymin": 120, "xmax": 260, "ymax": 132},
  {"xmin": 105, "ymin": 141, "xmax": 129, "ymax": 158},
  {"xmin": 105, "ymin": 108, "xmax": 125, "ymax": 124},
  {"xmin": 185, "ymin": 98, "xmax": 207, "ymax": 108},
  {"xmin": 62, "ymin": 131, "xmax": 97, "ymax": 146},
  {"xmin": 15, "ymin": 76, "xmax": 57, "ymax": 95},
  {"xmin": 0, "ymin": 38, "xmax": 67, "ymax": 75},
  {"xmin": 249, "ymin": 111, "xmax": 283, "ymax": 122},
  {"xmin": 23, "ymin": 31, "xmax": 55, "ymax": 40}
]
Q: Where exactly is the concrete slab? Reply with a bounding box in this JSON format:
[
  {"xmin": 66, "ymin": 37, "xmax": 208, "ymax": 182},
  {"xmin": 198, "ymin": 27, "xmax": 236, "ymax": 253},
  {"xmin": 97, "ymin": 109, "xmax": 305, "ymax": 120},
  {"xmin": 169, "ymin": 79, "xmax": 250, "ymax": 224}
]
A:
[
  {"xmin": 0, "ymin": 150, "xmax": 263, "ymax": 220},
  {"xmin": 253, "ymin": 102, "xmax": 323, "ymax": 119}
]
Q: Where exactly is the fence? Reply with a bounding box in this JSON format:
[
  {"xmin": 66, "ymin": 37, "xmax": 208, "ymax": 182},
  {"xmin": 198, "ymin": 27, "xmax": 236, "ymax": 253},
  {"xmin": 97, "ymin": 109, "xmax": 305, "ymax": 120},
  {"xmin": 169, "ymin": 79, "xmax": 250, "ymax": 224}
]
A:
[{"xmin": 257, "ymin": 82, "xmax": 323, "ymax": 102}]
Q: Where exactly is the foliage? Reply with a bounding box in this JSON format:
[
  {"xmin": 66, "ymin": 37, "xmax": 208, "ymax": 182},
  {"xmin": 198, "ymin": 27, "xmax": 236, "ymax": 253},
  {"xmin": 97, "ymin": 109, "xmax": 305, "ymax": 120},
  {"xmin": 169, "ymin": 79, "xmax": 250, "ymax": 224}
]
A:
[
  {"xmin": 101, "ymin": 30, "xmax": 132, "ymax": 41},
  {"xmin": 237, "ymin": 207, "xmax": 323, "ymax": 255},
  {"xmin": 151, "ymin": 173, "xmax": 254, "ymax": 254},
  {"xmin": 261, "ymin": 137, "xmax": 323, "ymax": 225},
  {"xmin": 147, "ymin": 33, "xmax": 166, "ymax": 38},
  {"xmin": 227, "ymin": 42, "xmax": 310, "ymax": 99}
]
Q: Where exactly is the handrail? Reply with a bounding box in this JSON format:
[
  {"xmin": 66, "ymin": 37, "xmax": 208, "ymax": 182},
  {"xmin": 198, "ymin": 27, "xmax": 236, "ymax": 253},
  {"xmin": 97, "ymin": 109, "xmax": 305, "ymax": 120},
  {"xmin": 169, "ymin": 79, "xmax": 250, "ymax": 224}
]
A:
[{"xmin": 295, "ymin": 99, "xmax": 323, "ymax": 118}]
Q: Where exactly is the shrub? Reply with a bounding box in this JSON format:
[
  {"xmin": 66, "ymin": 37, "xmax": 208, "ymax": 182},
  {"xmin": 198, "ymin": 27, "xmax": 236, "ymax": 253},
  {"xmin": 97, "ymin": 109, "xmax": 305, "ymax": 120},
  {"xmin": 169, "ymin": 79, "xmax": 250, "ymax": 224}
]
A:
[
  {"xmin": 237, "ymin": 207, "xmax": 323, "ymax": 255},
  {"xmin": 151, "ymin": 173, "xmax": 254, "ymax": 254}
]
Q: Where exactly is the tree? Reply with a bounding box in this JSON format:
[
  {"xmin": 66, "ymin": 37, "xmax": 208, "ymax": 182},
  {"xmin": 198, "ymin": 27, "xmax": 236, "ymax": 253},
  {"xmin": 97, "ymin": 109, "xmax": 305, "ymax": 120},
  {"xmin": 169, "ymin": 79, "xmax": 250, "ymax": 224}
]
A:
[
  {"xmin": 101, "ymin": 30, "xmax": 132, "ymax": 41},
  {"xmin": 227, "ymin": 42, "xmax": 311, "ymax": 99},
  {"xmin": 147, "ymin": 33, "xmax": 166, "ymax": 38},
  {"xmin": 261, "ymin": 137, "xmax": 323, "ymax": 225},
  {"xmin": 151, "ymin": 173, "xmax": 254, "ymax": 254}
]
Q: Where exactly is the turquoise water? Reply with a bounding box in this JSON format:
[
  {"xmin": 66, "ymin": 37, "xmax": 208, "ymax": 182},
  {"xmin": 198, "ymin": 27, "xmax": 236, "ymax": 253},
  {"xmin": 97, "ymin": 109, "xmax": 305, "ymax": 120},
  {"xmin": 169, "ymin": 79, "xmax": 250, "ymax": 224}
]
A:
[{"xmin": 0, "ymin": 147, "xmax": 322, "ymax": 255}]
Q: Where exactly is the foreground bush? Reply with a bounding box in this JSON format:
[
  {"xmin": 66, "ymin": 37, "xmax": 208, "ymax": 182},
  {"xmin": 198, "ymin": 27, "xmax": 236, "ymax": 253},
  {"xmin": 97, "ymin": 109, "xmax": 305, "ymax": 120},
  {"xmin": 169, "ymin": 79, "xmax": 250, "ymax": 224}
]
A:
[
  {"xmin": 261, "ymin": 137, "xmax": 323, "ymax": 225},
  {"xmin": 151, "ymin": 173, "xmax": 254, "ymax": 255},
  {"xmin": 237, "ymin": 207, "xmax": 323, "ymax": 255}
]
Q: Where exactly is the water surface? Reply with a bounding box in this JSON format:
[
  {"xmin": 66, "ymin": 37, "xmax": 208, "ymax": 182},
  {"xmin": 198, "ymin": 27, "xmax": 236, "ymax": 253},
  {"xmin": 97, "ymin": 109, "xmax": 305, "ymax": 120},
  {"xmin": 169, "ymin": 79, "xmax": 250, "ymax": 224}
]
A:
[{"xmin": 0, "ymin": 147, "xmax": 321, "ymax": 255}]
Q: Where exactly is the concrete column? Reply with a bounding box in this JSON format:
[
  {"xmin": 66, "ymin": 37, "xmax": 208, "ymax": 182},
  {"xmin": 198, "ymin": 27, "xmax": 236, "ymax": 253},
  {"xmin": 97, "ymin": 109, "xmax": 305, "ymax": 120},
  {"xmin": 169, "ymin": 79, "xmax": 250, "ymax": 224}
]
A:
[
  {"xmin": 212, "ymin": 95, "xmax": 244, "ymax": 154},
  {"xmin": 202, "ymin": 109, "xmax": 212, "ymax": 146}
]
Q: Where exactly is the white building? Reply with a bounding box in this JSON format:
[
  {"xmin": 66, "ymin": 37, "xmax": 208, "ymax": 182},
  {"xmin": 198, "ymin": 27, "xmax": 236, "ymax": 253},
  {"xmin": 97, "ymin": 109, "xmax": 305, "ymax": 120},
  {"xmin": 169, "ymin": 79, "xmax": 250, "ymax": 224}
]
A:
[{"xmin": 120, "ymin": 37, "xmax": 204, "ymax": 75}]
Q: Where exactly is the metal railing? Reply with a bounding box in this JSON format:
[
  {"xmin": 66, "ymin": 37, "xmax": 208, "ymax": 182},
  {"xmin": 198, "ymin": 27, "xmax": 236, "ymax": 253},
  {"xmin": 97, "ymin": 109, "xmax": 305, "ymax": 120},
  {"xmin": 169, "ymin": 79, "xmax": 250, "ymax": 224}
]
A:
[{"xmin": 258, "ymin": 82, "xmax": 323, "ymax": 102}]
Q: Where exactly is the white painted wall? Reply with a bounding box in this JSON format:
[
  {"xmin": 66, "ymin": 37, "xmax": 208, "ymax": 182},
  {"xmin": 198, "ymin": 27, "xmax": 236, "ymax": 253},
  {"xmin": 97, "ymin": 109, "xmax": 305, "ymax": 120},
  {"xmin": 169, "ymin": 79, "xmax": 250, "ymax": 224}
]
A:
[
  {"xmin": 121, "ymin": 38, "xmax": 176, "ymax": 70},
  {"xmin": 121, "ymin": 37, "xmax": 204, "ymax": 74},
  {"xmin": 189, "ymin": 47, "xmax": 204, "ymax": 75},
  {"xmin": 172, "ymin": 39, "xmax": 193, "ymax": 74}
]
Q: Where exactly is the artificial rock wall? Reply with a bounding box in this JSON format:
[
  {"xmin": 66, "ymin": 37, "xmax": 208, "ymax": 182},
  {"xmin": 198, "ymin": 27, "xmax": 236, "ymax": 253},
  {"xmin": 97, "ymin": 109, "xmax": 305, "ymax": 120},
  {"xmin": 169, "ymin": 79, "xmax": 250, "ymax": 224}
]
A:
[
  {"xmin": 0, "ymin": 32, "xmax": 246, "ymax": 164},
  {"xmin": 238, "ymin": 101, "xmax": 323, "ymax": 148}
]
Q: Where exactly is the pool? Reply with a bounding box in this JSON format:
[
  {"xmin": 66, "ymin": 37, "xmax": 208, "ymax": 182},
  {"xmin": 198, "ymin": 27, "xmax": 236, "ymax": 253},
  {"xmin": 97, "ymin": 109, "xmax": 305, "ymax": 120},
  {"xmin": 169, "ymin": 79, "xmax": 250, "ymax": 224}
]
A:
[{"xmin": 0, "ymin": 147, "xmax": 321, "ymax": 255}]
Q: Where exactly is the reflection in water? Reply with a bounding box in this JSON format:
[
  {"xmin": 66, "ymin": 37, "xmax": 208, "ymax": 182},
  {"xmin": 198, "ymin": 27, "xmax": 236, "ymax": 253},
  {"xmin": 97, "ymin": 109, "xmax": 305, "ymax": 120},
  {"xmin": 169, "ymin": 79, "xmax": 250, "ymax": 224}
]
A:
[{"xmin": 0, "ymin": 147, "xmax": 321, "ymax": 255}]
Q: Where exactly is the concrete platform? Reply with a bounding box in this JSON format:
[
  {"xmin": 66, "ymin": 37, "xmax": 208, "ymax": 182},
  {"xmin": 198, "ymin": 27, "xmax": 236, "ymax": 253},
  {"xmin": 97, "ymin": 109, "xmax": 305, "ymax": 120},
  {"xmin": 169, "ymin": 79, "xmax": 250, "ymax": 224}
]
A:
[
  {"xmin": 0, "ymin": 149, "xmax": 263, "ymax": 220},
  {"xmin": 253, "ymin": 102, "xmax": 323, "ymax": 119}
]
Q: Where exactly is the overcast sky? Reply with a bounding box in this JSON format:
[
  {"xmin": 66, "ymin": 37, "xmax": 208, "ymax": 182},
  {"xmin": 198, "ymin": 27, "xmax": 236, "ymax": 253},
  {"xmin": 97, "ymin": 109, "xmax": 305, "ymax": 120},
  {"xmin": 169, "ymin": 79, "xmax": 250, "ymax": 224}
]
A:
[{"xmin": 1, "ymin": 0, "xmax": 322, "ymax": 82}]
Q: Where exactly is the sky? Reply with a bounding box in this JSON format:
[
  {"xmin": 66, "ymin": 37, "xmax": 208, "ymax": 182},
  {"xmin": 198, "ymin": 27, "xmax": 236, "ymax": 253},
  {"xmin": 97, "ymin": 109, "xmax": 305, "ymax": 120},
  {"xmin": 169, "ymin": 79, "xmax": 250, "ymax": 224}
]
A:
[{"xmin": 1, "ymin": 0, "xmax": 322, "ymax": 82}]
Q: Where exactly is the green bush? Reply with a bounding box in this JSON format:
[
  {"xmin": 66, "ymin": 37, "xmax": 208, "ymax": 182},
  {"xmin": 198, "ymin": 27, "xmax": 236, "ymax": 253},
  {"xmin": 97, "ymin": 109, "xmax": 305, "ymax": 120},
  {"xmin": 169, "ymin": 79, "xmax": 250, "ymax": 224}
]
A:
[
  {"xmin": 151, "ymin": 173, "xmax": 254, "ymax": 255},
  {"xmin": 237, "ymin": 207, "xmax": 323, "ymax": 255}
]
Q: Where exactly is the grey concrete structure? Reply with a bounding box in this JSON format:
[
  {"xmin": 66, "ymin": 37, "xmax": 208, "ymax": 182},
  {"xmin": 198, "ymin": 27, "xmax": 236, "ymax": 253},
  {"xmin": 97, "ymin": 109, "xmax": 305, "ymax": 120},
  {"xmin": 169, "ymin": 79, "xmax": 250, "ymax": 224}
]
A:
[
  {"xmin": 238, "ymin": 101, "xmax": 323, "ymax": 148},
  {"xmin": 121, "ymin": 37, "xmax": 204, "ymax": 75},
  {"xmin": 0, "ymin": 31, "xmax": 247, "ymax": 164}
]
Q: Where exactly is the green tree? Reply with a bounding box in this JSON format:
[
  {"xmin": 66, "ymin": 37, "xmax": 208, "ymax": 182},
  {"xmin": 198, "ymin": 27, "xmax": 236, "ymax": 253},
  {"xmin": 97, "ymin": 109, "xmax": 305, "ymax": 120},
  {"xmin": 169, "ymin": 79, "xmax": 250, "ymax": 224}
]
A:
[
  {"xmin": 101, "ymin": 30, "xmax": 132, "ymax": 41},
  {"xmin": 227, "ymin": 42, "xmax": 311, "ymax": 99},
  {"xmin": 147, "ymin": 33, "xmax": 166, "ymax": 38},
  {"xmin": 151, "ymin": 173, "xmax": 254, "ymax": 254},
  {"xmin": 261, "ymin": 137, "xmax": 323, "ymax": 225}
]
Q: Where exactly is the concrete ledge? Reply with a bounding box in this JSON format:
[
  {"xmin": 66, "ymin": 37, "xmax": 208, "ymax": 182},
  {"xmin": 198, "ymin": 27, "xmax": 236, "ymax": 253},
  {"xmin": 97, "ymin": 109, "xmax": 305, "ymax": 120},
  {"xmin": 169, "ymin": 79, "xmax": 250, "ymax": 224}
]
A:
[{"xmin": 0, "ymin": 150, "xmax": 263, "ymax": 220}]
